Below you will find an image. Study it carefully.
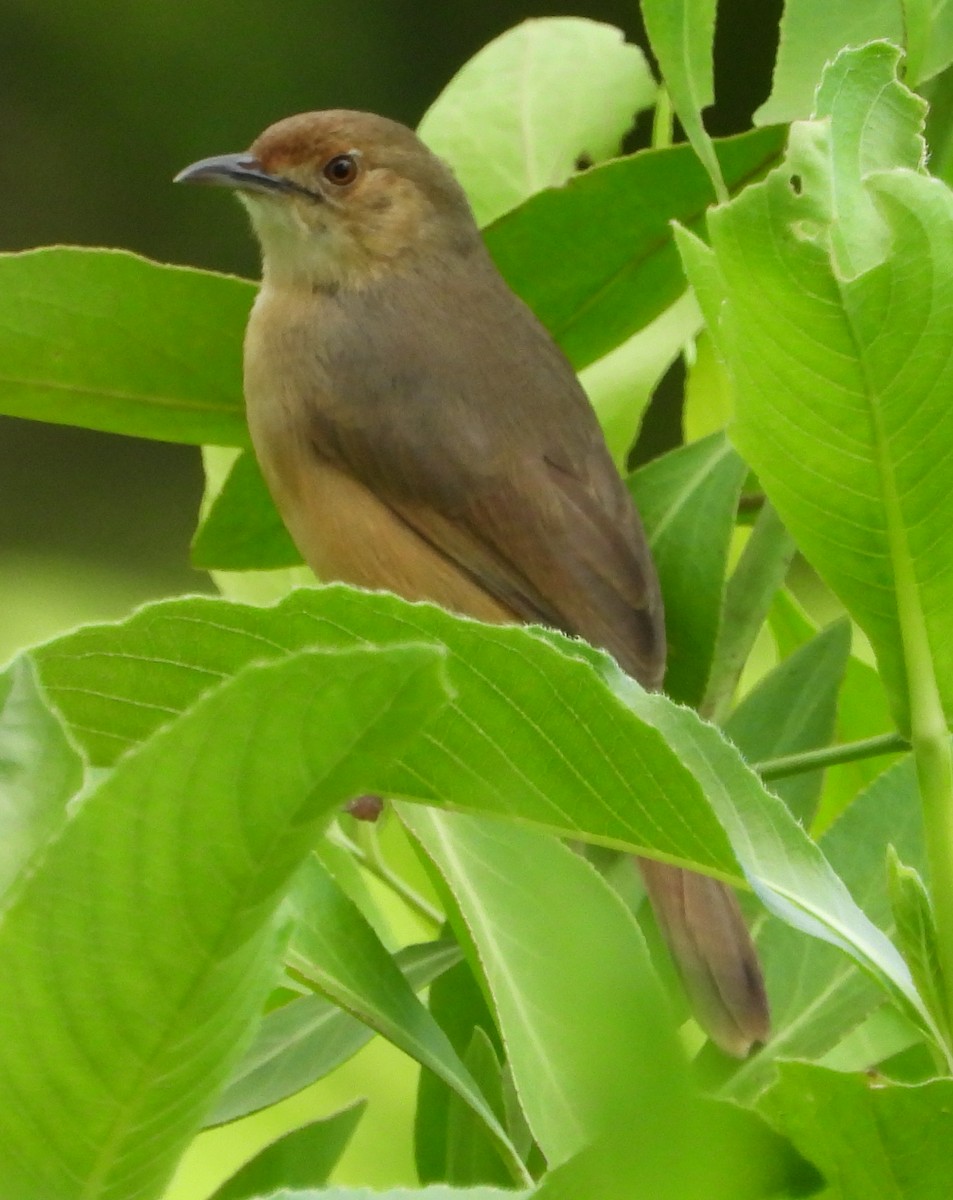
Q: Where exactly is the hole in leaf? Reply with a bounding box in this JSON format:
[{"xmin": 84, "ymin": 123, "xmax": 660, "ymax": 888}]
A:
[{"xmin": 789, "ymin": 174, "xmax": 803, "ymax": 194}]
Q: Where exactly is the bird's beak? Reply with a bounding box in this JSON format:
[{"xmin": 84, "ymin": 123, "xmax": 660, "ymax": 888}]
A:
[{"xmin": 174, "ymin": 153, "xmax": 313, "ymax": 199}]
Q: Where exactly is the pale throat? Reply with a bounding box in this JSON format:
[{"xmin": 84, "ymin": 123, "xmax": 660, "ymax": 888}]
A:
[
  {"xmin": 239, "ymin": 196, "xmax": 361, "ymax": 291},
  {"xmin": 241, "ymin": 188, "xmax": 436, "ymax": 292}
]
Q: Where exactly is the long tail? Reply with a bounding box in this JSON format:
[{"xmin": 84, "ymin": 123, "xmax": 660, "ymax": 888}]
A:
[{"xmin": 638, "ymin": 858, "xmax": 770, "ymax": 1057}]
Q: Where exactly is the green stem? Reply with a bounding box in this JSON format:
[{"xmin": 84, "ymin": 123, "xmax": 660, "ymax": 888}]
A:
[
  {"xmin": 652, "ymin": 86, "xmax": 674, "ymax": 150},
  {"xmin": 909, "ymin": 677, "xmax": 953, "ymax": 1038},
  {"xmin": 755, "ymin": 732, "xmax": 909, "ymax": 781},
  {"xmin": 701, "ymin": 502, "xmax": 796, "ymax": 724},
  {"xmin": 855, "ymin": 335, "xmax": 953, "ymax": 1043}
]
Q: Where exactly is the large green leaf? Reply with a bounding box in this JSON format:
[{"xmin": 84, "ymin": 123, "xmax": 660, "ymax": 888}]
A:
[
  {"xmin": 628, "ymin": 432, "xmax": 747, "ymax": 707},
  {"xmin": 418, "ymin": 18, "xmax": 655, "ymax": 227},
  {"xmin": 486, "ymin": 126, "xmax": 786, "ymax": 370},
  {"xmin": 0, "ymin": 248, "xmax": 251, "ymax": 445},
  {"xmin": 31, "ymin": 589, "xmax": 734, "ymax": 874},
  {"xmin": 0, "ymin": 644, "xmax": 449, "ymax": 1200},
  {"xmin": 761, "ymin": 1062, "xmax": 953, "ymax": 1198},
  {"xmin": 678, "ymin": 44, "xmax": 953, "ymax": 732},
  {"xmin": 286, "ymin": 858, "xmax": 525, "ymax": 1182},
  {"xmin": 30, "ymin": 586, "xmax": 923, "ymax": 1023},
  {"xmin": 403, "ymin": 808, "xmax": 681, "ymax": 1166},
  {"xmin": 209, "ymin": 941, "xmax": 461, "ymax": 1126},
  {"xmin": 0, "ymin": 656, "xmax": 83, "ymax": 903}
]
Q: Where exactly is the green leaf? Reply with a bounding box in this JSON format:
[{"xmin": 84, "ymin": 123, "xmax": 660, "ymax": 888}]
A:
[
  {"xmin": 640, "ymin": 0, "xmax": 726, "ymax": 199},
  {"xmin": 613, "ymin": 671, "xmax": 924, "ymax": 1023},
  {"xmin": 679, "ymin": 45, "xmax": 953, "ymax": 733},
  {"xmin": 761, "ymin": 1062, "xmax": 953, "ymax": 1198},
  {"xmin": 197, "ymin": 446, "xmax": 315, "ymax": 603},
  {"xmin": 818, "ymin": 1002, "xmax": 922, "ymax": 1071},
  {"xmin": 821, "ymin": 653, "xmax": 900, "ymax": 828},
  {"xmin": 0, "ymin": 656, "xmax": 83, "ymax": 903},
  {"xmin": 767, "ymin": 590, "xmax": 901, "ymax": 832},
  {"xmin": 210, "ymin": 1103, "xmax": 365, "ymax": 1199},
  {"xmin": 403, "ymin": 808, "xmax": 683, "ymax": 1165},
  {"xmin": 628, "ymin": 432, "xmax": 747, "ymax": 707},
  {"xmin": 31, "ymin": 590, "xmax": 735, "ymax": 874},
  {"xmin": 530, "ymin": 1101, "xmax": 820, "ymax": 1200},
  {"xmin": 31, "ymin": 587, "xmax": 923, "ymax": 1025},
  {"xmin": 313, "ymin": 837, "xmax": 395, "ymax": 948},
  {"xmin": 248, "ymin": 1189, "xmax": 529, "ymax": 1200},
  {"xmin": 756, "ymin": 3, "xmax": 904, "ymax": 123},
  {"xmin": 682, "ymin": 329, "xmax": 734, "ymax": 441},
  {"xmin": 486, "ymin": 126, "xmax": 786, "ymax": 370},
  {"xmin": 813, "ymin": 42, "xmax": 927, "ymax": 276},
  {"xmin": 192, "ymin": 449, "xmax": 301, "ymax": 570},
  {"xmin": 418, "ymin": 18, "xmax": 656, "ymax": 226},
  {"xmin": 582, "ymin": 293, "xmax": 702, "ymax": 466},
  {"xmin": 415, "ymin": 957, "xmax": 505, "ymax": 1183},
  {"xmin": 209, "ymin": 940, "xmax": 460, "ymax": 1126},
  {"xmin": 725, "ymin": 619, "xmax": 851, "ymax": 826},
  {"xmin": 0, "ymin": 644, "xmax": 450, "ymax": 1200},
  {"xmin": 887, "ymin": 846, "xmax": 948, "ymax": 1041},
  {"xmin": 700, "ymin": 504, "xmax": 796, "ymax": 724},
  {"xmin": 904, "ymin": 0, "xmax": 953, "ymax": 87},
  {"xmin": 728, "ymin": 753, "xmax": 922, "ymax": 1102},
  {"xmin": 0, "ymin": 248, "xmax": 252, "ymax": 445},
  {"xmin": 444, "ymin": 1029, "xmax": 511, "ymax": 1187},
  {"xmin": 286, "ymin": 858, "xmax": 526, "ymax": 1182},
  {"xmin": 767, "ymin": 588, "xmax": 819, "ymax": 662}
]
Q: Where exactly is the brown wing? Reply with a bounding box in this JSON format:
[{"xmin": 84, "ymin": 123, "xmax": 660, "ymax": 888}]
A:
[{"xmin": 305, "ymin": 244, "xmax": 666, "ymax": 689}]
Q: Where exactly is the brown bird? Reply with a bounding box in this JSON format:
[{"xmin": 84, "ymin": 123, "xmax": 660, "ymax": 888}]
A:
[{"xmin": 176, "ymin": 110, "xmax": 769, "ymax": 1056}]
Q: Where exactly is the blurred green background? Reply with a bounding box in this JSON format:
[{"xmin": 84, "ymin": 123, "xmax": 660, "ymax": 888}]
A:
[{"xmin": 0, "ymin": 0, "xmax": 779, "ymax": 664}]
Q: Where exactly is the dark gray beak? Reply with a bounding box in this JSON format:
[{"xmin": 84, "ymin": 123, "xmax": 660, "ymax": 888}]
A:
[{"xmin": 174, "ymin": 153, "xmax": 315, "ymax": 199}]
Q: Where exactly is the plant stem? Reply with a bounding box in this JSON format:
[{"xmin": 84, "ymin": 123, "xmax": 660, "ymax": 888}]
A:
[
  {"xmin": 701, "ymin": 502, "xmax": 796, "ymax": 724},
  {"xmin": 856, "ymin": 349, "xmax": 953, "ymax": 1042},
  {"xmin": 652, "ymin": 86, "xmax": 674, "ymax": 150},
  {"xmin": 909, "ymin": 688, "xmax": 953, "ymax": 1038},
  {"xmin": 754, "ymin": 731, "xmax": 909, "ymax": 781}
]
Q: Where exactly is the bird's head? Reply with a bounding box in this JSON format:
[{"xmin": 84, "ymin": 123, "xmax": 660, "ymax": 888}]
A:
[{"xmin": 175, "ymin": 110, "xmax": 479, "ymax": 289}]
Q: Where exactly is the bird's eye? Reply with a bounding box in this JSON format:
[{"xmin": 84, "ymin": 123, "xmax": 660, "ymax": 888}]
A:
[{"xmin": 323, "ymin": 154, "xmax": 359, "ymax": 185}]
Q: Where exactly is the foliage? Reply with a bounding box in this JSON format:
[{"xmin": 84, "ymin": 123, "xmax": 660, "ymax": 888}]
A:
[{"xmin": 5, "ymin": 6, "xmax": 953, "ymax": 1197}]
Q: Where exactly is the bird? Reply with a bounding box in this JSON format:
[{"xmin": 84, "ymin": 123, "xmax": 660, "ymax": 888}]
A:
[{"xmin": 175, "ymin": 109, "xmax": 769, "ymax": 1056}]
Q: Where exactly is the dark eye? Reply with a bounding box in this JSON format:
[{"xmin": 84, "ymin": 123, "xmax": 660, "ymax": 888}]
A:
[{"xmin": 323, "ymin": 154, "xmax": 359, "ymax": 185}]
